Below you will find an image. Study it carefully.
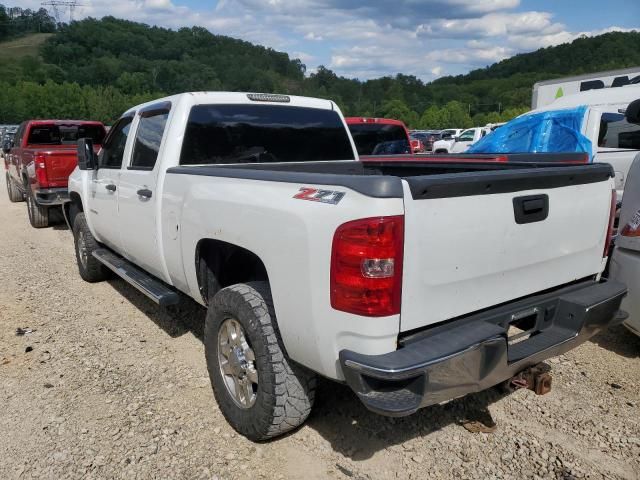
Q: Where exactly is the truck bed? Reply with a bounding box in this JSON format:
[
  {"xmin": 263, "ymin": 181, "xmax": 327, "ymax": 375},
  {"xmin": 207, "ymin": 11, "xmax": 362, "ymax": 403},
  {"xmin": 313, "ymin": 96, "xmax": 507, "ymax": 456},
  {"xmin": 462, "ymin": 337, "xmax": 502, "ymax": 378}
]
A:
[{"xmin": 167, "ymin": 160, "xmax": 612, "ymax": 199}]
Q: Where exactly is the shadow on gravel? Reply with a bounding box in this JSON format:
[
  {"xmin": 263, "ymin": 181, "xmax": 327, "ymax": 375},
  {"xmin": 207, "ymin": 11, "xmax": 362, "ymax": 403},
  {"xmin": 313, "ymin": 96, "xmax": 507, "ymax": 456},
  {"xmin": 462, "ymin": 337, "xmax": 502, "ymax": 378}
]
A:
[
  {"xmin": 106, "ymin": 278, "xmax": 206, "ymax": 340},
  {"xmin": 104, "ymin": 277, "xmax": 511, "ymax": 459},
  {"xmin": 589, "ymin": 324, "xmax": 640, "ymax": 359},
  {"xmin": 307, "ymin": 377, "xmax": 508, "ymax": 460}
]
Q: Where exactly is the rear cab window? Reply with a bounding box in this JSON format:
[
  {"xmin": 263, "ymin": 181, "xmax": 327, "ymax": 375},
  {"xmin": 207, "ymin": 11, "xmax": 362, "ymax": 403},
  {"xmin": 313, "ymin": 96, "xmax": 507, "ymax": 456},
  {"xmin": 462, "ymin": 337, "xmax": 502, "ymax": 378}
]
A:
[
  {"xmin": 348, "ymin": 123, "xmax": 410, "ymax": 155},
  {"xmin": 179, "ymin": 104, "xmax": 355, "ymax": 165},
  {"xmin": 598, "ymin": 112, "xmax": 640, "ymax": 150},
  {"xmin": 27, "ymin": 123, "xmax": 106, "ymax": 146}
]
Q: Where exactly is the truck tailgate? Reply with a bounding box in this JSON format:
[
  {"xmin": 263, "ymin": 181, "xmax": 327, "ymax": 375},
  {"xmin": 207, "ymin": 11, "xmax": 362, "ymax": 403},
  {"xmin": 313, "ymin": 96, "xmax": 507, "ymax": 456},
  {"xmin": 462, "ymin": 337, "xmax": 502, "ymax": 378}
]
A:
[
  {"xmin": 399, "ymin": 165, "xmax": 614, "ymax": 332},
  {"xmin": 43, "ymin": 149, "xmax": 77, "ymax": 187}
]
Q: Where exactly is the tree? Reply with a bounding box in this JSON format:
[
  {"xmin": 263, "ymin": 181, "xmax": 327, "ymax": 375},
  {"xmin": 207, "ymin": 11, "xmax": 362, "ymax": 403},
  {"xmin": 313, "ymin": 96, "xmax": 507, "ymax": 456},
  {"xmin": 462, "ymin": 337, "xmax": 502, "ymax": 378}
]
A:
[
  {"xmin": 444, "ymin": 101, "xmax": 472, "ymax": 128},
  {"xmin": 380, "ymin": 99, "xmax": 419, "ymax": 128}
]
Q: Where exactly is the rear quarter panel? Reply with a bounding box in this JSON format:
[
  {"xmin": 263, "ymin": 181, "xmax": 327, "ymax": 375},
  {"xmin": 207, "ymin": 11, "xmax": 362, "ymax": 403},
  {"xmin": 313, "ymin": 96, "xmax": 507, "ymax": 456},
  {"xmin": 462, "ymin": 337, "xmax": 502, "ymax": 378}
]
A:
[{"xmin": 162, "ymin": 173, "xmax": 404, "ymax": 380}]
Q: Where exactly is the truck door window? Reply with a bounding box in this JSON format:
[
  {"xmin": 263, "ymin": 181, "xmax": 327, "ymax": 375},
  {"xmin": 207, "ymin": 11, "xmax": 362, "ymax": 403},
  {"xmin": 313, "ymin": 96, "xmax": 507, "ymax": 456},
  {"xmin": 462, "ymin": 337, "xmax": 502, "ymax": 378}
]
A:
[
  {"xmin": 99, "ymin": 117, "xmax": 133, "ymax": 169},
  {"xmin": 180, "ymin": 104, "xmax": 355, "ymax": 165},
  {"xmin": 458, "ymin": 130, "xmax": 475, "ymax": 142},
  {"xmin": 598, "ymin": 112, "xmax": 640, "ymax": 150},
  {"xmin": 130, "ymin": 110, "xmax": 170, "ymax": 170}
]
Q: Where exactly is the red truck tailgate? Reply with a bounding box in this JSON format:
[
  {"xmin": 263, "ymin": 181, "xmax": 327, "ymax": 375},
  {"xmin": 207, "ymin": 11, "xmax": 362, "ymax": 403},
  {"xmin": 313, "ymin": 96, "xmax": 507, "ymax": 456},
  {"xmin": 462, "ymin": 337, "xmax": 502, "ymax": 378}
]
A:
[{"xmin": 41, "ymin": 149, "xmax": 78, "ymax": 187}]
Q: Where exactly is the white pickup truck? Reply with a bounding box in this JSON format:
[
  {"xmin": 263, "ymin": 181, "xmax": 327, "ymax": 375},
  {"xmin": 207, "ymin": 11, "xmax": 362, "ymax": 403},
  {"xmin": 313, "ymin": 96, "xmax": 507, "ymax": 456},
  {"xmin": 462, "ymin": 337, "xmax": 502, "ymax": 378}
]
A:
[
  {"xmin": 433, "ymin": 124, "xmax": 503, "ymax": 154},
  {"xmin": 67, "ymin": 92, "xmax": 626, "ymax": 440}
]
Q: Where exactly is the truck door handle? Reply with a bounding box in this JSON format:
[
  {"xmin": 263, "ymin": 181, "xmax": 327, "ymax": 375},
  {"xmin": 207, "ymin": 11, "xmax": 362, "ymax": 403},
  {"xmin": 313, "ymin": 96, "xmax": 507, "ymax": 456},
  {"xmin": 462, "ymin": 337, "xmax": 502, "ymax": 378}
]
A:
[
  {"xmin": 137, "ymin": 188, "xmax": 153, "ymax": 199},
  {"xmin": 513, "ymin": 194, "xmax": 549, "ymax": 224},
  {"xmin": 105, "ymin": 184, "xmax": 117, "ymax": 192}
]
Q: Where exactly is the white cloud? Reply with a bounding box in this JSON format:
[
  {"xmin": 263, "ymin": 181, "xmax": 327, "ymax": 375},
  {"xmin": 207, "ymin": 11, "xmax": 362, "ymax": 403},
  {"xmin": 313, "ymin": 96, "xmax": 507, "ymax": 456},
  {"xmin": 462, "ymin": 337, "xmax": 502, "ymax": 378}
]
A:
[
  {"xmin": 417, "ymin": 11, "xmax": 563, "ymax": 39},
  {"xmin": 143, "ymin": 0, "xmax": 175, "ymax": 10},
  {"xmin": 304, "ymin": 32, "xmax": 324, "ymax": 41}
]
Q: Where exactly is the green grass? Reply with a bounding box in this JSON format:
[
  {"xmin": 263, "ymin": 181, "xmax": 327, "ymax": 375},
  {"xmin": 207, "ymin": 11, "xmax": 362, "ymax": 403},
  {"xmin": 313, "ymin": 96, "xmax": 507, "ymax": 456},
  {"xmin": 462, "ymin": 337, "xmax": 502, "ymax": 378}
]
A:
[{"xmin": 0, "ymin": 33, "xmax": 53, "ymax": 59}]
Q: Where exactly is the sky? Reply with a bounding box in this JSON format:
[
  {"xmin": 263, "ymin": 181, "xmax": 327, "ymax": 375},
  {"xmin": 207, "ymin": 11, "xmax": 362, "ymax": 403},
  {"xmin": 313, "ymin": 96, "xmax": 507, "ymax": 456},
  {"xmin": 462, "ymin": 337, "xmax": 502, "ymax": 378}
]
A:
[{"xmin": 19, "ymin": 0, "xmax": 640, "ymax": 81}]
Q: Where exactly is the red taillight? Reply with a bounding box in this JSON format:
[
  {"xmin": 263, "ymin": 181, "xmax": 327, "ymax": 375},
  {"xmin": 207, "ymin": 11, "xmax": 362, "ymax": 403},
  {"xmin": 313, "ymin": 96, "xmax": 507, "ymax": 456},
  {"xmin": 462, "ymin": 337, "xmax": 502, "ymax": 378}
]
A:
[
  {"xmin": 330, "ymin": 216, "xmax": 404, "ymax": 317},
  {"xmin": 603, "ymin": 189, "xmax": 617, "ymax": 258},
  {"xmin": 620, "ymin": 209, "xmax": 640, "ymax": 238},
  {"xmin": 35, "ymin": 154, "xmax": 48, "ymax": 187}
]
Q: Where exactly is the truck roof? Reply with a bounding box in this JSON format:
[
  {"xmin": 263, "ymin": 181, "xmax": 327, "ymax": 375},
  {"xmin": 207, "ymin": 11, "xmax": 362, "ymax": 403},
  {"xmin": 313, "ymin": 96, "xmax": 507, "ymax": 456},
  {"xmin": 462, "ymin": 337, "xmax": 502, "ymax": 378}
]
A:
[
  {"xmin": 345, "ymin": 117, "xmax": 406, "ymax": 126},
  {"xmin": 123, "ymin": 91, "xmax": 337, "ymax": 117},
  {"xmin": 26, "ymin": 120, "xmax": 105, "ymax": 125}
]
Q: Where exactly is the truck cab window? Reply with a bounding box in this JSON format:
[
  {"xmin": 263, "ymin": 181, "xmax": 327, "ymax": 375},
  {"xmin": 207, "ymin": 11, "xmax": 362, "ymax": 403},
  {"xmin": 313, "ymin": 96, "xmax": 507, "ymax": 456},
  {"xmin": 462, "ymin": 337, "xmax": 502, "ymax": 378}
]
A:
[
  {"xmin": 99, "ymin": 117, "xmax": 133, "ymax": 169},
  {"xmin": 180, "ymin": 104, "xmax": 355, "ymax": 165},
  {"xmin": 130, "ymin": 111, "xmax": 170, "ymax": 170},
  {"xmin": 598, "ymin": 112, "xmax": 640, "ymax": 149}
]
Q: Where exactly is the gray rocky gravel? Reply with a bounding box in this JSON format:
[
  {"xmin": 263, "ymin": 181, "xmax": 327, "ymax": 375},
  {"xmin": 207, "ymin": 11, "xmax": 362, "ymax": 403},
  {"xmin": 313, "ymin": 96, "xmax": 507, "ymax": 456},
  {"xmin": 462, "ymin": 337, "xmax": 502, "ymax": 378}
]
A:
[{"xmin": 0, "ymin": 180, "xmax": 639, "ymax": 479}]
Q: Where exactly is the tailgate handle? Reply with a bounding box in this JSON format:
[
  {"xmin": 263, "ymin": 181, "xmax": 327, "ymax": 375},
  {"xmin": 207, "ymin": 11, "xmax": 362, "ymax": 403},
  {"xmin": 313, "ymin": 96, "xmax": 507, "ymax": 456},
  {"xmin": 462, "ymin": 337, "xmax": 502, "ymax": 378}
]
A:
[{"xmin": 513, "ymin": 194, "xmax": 549, "ymax": 224}]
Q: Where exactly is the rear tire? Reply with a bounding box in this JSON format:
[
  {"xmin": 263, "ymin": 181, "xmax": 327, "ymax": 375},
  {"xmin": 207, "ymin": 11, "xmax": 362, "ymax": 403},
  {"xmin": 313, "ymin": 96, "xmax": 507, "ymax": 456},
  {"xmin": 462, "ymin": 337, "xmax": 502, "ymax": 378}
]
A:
[
  {"xmin": 205, "ymin": 281, "xmax": 316, "ymax": 441},
  {"xmin": 25, "ymin": 187, "xmax": 49, "ymax": 228},
  {"xmin": 6, "ymin": 174, "xmax": 24, "ymax": 203},
  {"xmin": 72, "ymin": 212, "xmax": 109, "ymax": 282}
]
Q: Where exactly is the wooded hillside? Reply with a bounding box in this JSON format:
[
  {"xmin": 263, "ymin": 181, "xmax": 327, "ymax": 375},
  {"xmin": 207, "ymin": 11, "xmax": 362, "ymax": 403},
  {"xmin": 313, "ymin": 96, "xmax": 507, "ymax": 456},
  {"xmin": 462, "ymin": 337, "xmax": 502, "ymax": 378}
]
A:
[{"xmin": 1, "ymin": 7, "xmax": 638, "ymax": 127}]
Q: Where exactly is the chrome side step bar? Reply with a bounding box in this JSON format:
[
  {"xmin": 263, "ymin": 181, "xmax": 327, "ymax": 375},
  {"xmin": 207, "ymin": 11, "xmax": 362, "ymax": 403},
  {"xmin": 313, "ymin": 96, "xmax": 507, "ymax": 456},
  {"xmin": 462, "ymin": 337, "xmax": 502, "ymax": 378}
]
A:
[{"xmin": 93, "ymin": 248, "xmax": 180, "ymax": 307}]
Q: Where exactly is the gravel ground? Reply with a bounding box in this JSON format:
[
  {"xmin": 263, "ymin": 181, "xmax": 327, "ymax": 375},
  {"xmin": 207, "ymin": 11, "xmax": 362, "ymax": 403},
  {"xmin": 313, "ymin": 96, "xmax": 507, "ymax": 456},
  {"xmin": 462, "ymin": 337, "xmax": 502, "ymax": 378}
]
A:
[{"xmin": 0, "ymin": 179, "xmax": 639, "ymax": 480}]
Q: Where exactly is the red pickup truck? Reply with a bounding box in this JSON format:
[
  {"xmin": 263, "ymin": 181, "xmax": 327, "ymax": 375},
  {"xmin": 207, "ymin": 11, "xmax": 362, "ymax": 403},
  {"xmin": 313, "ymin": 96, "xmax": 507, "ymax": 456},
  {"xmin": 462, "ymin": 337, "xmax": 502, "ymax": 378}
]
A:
[
  {"xmin": 3, "ymin": 120, "xmax": 106, "ymax": 228},
  {"xmin": 345, "ymin": 117, "xmax": 411, "ymax": 156}
]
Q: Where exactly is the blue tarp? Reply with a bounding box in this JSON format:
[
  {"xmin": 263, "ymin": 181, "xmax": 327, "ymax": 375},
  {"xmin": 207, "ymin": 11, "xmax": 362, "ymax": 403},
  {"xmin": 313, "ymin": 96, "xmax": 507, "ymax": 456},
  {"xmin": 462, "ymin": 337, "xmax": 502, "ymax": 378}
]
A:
[{"xmin": 468, "ymin": 106, "xmax": 593, "ymax": 160}]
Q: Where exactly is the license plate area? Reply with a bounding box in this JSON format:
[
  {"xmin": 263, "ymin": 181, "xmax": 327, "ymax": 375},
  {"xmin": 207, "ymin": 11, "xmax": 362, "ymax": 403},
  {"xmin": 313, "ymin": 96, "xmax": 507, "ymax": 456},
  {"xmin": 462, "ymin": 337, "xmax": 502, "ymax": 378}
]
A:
[{"xmin": 507, "ymin": 307, "xmax": 541, "ymax": 346}]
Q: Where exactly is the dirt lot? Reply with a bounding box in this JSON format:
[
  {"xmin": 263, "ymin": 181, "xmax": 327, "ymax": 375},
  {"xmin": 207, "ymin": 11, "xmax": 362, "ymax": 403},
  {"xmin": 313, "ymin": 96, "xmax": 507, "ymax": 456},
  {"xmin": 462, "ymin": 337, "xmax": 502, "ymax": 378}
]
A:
[{"xmin": 0, "ymin": 180, "xmax": 639, "ymax": 480}]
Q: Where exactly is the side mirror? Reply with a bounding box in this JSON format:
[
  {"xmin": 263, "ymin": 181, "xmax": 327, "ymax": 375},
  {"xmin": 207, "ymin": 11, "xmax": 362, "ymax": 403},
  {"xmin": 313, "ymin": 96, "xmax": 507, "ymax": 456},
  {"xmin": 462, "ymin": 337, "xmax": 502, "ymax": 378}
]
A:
[
  {"xmin": 2, "ymin": 140, "xmax": 11, "ymax": 154},
  {"xmin": 78, "ymin": 138, "xmax": 97, "ymax": 170},
  {"xmin": 77, "ymin": 138, "xmax": 97, "ymax": 170},
  {"xmin": 453, "ymin": 136, "xmax": 459, "ymax": 141},
  {"xmin": 625, "ymin": 98, "xmax": 640, "ymax": 124}
]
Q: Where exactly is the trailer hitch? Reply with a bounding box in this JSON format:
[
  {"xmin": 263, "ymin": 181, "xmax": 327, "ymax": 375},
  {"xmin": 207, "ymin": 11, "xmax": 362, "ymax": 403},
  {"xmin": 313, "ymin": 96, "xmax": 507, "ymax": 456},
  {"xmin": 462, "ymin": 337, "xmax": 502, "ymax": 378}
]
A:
[{"xmin": 509, "ymin": 363, "xmax": 552, "ymax": 395}]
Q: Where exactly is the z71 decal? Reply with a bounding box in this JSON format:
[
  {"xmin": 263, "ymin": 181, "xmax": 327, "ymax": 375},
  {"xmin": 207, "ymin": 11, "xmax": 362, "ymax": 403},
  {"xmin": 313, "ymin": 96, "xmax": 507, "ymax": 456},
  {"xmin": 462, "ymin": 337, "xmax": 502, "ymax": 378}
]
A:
[{"xmin": 293, "ymin": 187, "xmax": 345, "ymax": 205}]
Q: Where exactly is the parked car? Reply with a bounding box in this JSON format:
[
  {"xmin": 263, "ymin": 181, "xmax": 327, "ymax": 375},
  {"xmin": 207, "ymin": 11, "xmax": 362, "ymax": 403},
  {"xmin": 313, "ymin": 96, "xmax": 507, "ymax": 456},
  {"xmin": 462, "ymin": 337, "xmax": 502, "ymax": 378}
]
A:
[
  {"xmin": 67, "ymin": 91, "xmax": 624, "ymax": 441},
  {"xmin": 609, "ymin": 98, "xmax": 640, "ymax": 336},
  {"xmin": 0, "ymin": 129, "xmax": 16, "ymax": 160},
  {"xmin": 410, "ymin": 130, "xmax": 441, "ymax": 153},
  {"xmin": 346, "ymin": 117, "xmax": 411, "ymax": 156},
  {"xmin": 3, "ymin": 120, "xmax": 106, "ymax": 227}
]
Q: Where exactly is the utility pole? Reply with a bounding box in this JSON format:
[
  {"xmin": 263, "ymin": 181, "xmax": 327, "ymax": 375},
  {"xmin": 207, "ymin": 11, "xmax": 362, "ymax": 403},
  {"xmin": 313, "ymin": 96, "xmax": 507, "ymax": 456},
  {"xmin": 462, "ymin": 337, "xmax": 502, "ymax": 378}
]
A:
[{"xmin": 41, "ymin": 1, "xmax": 88, "ymax": 23}]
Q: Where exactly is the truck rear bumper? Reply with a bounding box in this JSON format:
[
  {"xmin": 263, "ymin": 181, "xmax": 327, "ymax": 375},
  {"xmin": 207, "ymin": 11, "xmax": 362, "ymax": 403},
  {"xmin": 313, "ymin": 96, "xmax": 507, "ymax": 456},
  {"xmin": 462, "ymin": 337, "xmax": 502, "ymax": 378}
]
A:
[
  {"xmin": 339, "ymin": 280, "xmax": 627, "ymax": 417},
  {"xmin": 35, "ymin": 188, "xmax": 69, "ymax": 206}
]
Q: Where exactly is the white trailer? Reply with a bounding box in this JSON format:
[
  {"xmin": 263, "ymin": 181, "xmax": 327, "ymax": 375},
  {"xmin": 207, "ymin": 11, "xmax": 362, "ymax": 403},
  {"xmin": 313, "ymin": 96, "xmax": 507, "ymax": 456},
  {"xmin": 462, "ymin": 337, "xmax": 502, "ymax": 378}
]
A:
[{"xmin": 532, "ymin": 67, "xmax": 640, "ymax": 110}]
